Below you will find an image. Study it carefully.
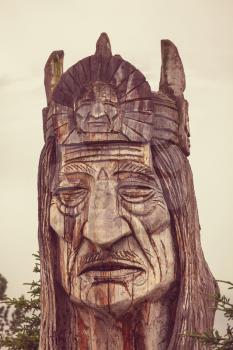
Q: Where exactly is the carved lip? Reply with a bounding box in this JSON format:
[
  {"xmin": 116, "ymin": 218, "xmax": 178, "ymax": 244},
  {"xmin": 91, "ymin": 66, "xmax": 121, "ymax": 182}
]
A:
[
  {"xmin": 87, "ymin": 115, "xmax": 110, "ymax": 124},
  {"xmin": 78, "ymin": 260, "xmax": 145, "ymax": 277},
  {"xmin": 87, "ymin": 121, "xmax": 107, "ymax": 125},
  {"xmin": 87, "ymin": 122, "xmax": 109, "ymax": 128}
]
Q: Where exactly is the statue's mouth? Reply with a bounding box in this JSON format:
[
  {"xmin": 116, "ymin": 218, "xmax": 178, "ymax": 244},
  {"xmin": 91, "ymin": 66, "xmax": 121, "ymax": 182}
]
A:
[
  {"xmin": 88, "ymin": 121, "xmax": 107, "ymax": 125},
  {"xmin": 78, "ymin": 261, "xmax": 145, "ymax": 278},
  {"xmin": 81, "ymin": 114, "xmax": 113, "ymax": 132}
]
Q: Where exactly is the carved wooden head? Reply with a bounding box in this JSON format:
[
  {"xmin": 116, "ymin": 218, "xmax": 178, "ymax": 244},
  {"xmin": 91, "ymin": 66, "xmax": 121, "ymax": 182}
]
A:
[
  {"xmin": 49, "ymin": 141, "xmax": 176, "ymax": 317},
  {"xmin": 75, "ymin": 81, "xmax": 120, "ymax": 133},
  {"xmin": 38, "ymin": 33, "xmax": 217, "ymax": 349}
]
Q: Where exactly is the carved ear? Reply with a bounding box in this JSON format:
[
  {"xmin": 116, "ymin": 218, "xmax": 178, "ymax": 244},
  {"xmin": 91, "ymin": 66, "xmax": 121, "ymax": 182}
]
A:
[
  {"xmin": 95, "ymin": 32, "xmax": 112, "ymax": 58},
  {"xmin": 159, "ymin": 40, "xmax": 185, "ymax": 97},
  {"xmin": 44, "ymin": 50, "xmax": 64, "ymax": 105}
]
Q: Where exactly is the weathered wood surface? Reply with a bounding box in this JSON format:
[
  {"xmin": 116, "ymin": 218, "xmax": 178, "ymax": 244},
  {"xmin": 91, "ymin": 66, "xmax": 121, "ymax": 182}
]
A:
[{"xmin": 38, "ymin": 33, "xmax": 218, "ymax": 349}]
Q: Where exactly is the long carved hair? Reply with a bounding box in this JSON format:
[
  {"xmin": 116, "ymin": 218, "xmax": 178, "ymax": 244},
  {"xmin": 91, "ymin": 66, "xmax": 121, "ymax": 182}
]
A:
[
  {"xmin": 152, "ymin": 140, "xmax": 218, "ymax": 349},
  {"xmin": 38, "ymin": 137, "xmax": 217, "ymax": 349}
]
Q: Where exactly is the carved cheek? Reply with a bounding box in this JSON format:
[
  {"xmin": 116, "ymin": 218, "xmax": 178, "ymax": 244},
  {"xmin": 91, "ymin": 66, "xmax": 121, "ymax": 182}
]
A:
[
  {"xmin": 118, "ymin": 194, "xmax": 170, "ymax": 236},
  {"xmin": 71, "ymin": 212, "xmax": 87, "ymax": 249},
  {"xmin": 76, "ymin": 105, "xmax": 90, "ymax": 119},
  {"xmin": 75, "ymin": 105, "xmax": 91, "ymax": 131},
  {"xmin": 106, "ymin": 106, "xmax": 118, "ymax": 121},
  {"xmin": 139, "ymin": 205, "xmax": 171, "ymax": 235},
  {"xmin": 49, "ymin": 198, "xmax": 88, "ymax": 246},
  {"xmin": 50, "ymin": 201, "xmax": 65, "ymax": 238},
  {"xmin": 150, "ymin": 227, "xmax": 176, "ymax": 282}
]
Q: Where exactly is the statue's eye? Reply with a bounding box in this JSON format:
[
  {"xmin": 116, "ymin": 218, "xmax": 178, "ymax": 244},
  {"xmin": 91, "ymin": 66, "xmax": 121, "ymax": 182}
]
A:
[
  {"xmin": 56, "ymin": 187, "xmax": 89, "ymax": 207},
  {"xmin": 118, "ymin": 186, "xmax": 155, "ymax": 204}
]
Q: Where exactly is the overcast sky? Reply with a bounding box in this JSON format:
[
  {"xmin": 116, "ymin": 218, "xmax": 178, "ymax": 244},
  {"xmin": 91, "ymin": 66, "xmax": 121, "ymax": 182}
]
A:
[{"xmin": 0, "ymin": 0, "xmax": 232, "ymax": 332}]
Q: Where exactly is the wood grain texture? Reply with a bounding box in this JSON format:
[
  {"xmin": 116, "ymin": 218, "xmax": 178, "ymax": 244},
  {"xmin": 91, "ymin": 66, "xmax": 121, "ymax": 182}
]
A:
[
  {"xmin": 159, "ymin": 40, "xmax": 190, "ymax": 156},
  {"xmin": 38, "ymin": 33, "xmax": 218, "ymax": 349}
]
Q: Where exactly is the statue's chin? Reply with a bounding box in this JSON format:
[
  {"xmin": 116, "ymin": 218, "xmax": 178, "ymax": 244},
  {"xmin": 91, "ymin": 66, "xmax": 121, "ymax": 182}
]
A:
[
  {"xmin": 70, "ymin": 282, "xmax": 134, "ymax": 318},
  {"xmin": 68, "ymin": 269, "xmax": 175, "ymax": 318}
]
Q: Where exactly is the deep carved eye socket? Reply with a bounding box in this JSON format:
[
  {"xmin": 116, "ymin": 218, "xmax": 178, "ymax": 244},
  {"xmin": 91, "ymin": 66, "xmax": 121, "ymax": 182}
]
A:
[
  {"xmin": 56, "ymin": 187, "xmax": 89, "ymax": 208},
  {"xmin": 118, "ymin": 186, "xmax": 155, "ymax": 204}
]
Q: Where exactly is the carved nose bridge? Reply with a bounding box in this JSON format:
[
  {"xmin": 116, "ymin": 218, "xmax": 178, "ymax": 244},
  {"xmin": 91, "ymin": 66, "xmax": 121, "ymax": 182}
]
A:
[
  {"xmin": 91, "ymin": 101, "xmax": 105, "ymax": 119},
  {"xmin": 83, "ymin": 180, "xmax": 130, "ymax": 248}
]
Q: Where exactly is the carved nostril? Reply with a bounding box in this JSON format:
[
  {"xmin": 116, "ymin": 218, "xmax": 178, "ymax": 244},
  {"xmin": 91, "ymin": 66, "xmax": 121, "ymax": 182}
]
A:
[{"xmin": 94, "ymin": 114, "xmax": 106, "ymax": 119}]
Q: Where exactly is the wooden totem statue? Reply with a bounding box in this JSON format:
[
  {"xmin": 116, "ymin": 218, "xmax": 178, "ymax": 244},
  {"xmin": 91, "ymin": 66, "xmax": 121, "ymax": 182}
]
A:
[{"xmin": 38, "ymin": 33, "xmax": 218, "ymax": 349}]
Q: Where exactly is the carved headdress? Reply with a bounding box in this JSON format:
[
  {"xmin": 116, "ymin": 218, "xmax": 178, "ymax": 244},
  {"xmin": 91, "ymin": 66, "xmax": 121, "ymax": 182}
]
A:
[
  {"xmin": 43, "ymin": 33, "xmax": 189, "ymax": 154},
  {"xmin": 38, "ymin": 33, "xmax": 217, "ymax": 349}
]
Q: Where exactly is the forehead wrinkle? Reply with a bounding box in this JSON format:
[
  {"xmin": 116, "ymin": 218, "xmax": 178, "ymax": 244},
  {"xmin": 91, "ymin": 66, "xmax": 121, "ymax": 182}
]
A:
[
  {"xmin": 60, "ymin": 162, "xmax": 96, "ymax": 176},
  {"xmin": 112, "ymin": 160, "xmax": 156, "ymax": 178}
]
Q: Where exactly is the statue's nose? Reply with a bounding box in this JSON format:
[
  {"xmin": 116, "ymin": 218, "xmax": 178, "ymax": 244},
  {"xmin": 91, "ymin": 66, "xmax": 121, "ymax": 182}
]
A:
[
  {"xmin": 90, "ymin": 101, "xmax": 106, "ymax": 119},
  {"xmin": 83, "ymin": 181, "xmax": 130, "ymax": 249}
]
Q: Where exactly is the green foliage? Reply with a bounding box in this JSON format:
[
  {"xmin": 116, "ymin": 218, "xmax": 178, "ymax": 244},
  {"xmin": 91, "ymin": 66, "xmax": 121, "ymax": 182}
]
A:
[
  {"xmin": 0, "ymin": 254, "xmax": 40, "ymax": 350},
  {"xmin": 187, "ymin": 281, "xmax": 233, "ymax": 349},
  {"xmin": 0, "ymin": 274, "xmax": 7, "ymax": 300},
  {"xmin": 0, "ymin": 274, "xmax": 10, "ymax": 335}
]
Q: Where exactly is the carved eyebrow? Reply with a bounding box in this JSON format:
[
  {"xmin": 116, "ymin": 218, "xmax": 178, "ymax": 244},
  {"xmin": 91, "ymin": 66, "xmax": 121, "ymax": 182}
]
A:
[
  {"xmin": 103, "ymin": 101, "xmax": 116, "ymax": 106},
  {"xmin": 76, "ymin": 101, "xmax": 92, "ymax": 107},
  {"xmin": 113, "ymin": 161, "xmax": 156, "ymax": 178},
  {"xmin": 61, "ymin": 162, "xmax": 95, "ymax": 176}
]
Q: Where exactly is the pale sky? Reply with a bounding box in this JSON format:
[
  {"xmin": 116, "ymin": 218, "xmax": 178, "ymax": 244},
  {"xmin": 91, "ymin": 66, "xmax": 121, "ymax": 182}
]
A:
[{"xmin": 0, "ymin": 0, "xmax": 232, "ymax": 332}]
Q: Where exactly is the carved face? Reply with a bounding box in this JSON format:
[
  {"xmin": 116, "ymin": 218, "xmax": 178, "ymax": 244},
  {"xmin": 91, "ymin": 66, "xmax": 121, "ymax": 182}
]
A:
[
  {"xmin": 50, "ymin": 143, "xmax": 176, "ymax": 317},
  {"xmin": 75, "ymin": 81, "xmax": 120, "ymax": 133}
]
